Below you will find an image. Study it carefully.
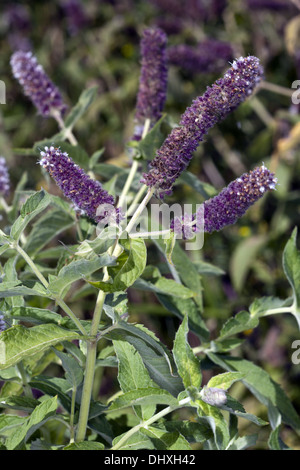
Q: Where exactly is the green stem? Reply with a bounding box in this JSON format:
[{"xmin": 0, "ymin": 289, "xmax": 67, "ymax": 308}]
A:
[
  {"xmin": 118, "ymin": 118, "xmax": 151, "ymax": 211},
  {"xmin": 69, "ymin": 386, "xmax": 77, "ymax": 443},
  {"xmin": 16, "ymin": 362, "xmax": 33, "ymax": 398},
  {"xmin": 126, "ymin": 184, "xmax": 147, "ymax": 217},
  {"xmin": 259, "ymin": 80, "xmax": 294, "ymax": 98},
  {"xmin": 14, "ymin": 243, "xmax": 86, "ymax": 335},
  {"xmin": 125, "ymin": 188, "xmax": 155, "ymax": 235},
  {"xmin": 51, "ymin": 109, "xmax": 78, "ymax": 146},
  {"xmin": 76, "ymin": 289, "xmax": 107, "ymax": 442},
  {"xmin": 111, "ymin": 396, "xmax": 191, "ymax": 450}
]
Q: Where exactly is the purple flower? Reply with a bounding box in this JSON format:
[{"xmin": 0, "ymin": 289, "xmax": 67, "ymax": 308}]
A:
[
  {"xmin": 142, "ymin": 56, "xmax": 264, "ymax": 198},
  {"xmin": 171, "ymin": 165, "xmax": 277, "ymax": 236},
  {"xmin": 11, "ymin": 51, "xmax": 67, "ymax": 117},
  {"xmin": 167, "ymin": 40, "xmax": 233, "ymax": 74},
  {"xmin": 39, "ymin": 146, "xmax": 117, "ymax": 223},
  {"xmin": 133, "ymin": 27, "xmax": 168, "ymax": 140},
  {"xmin": 0, "ymin": 157, "xmax": 10, "ymax": 196},
  {"xmin": 0, "ymin": 313, "xmax": 5, "ymax": 333}
]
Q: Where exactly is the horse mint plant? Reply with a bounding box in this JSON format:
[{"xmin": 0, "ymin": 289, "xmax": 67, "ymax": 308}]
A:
[{"xmin": 0, "ymin": 2, "xmax": 299, "ymax": 453}]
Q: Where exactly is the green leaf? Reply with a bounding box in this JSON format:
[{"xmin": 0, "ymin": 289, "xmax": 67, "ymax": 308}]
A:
[
  {"xmin": 207, "ymin": 353, "xmax": 300, "ymax": 433},
  {"xmin": 10, "ymin": 190, "xmax": 52, "ymax": 241},
  {"xmin": 138, "ymin": 115, "xmax": 166, "ymax": 160},
  {"xmin": 5, "ymin": 396, "xmax": 57, "ymax": 450},
  {"xmin": 227, "ymin": 434, "xmax": 258, "ymax": 450},
  {"xmin": 113, "ymin": 340, "xmax": 156, "ymax": 420},
  {"xmin": 29, "ymin": 376, "xmax": 72, "ymax": 412},
  {"xmin": 108, "ymin": 388, "xmax": 178, "ymax": 412},
  {"xmin": 268, "ymin": 425, "xmax": 291, "ymax": 450},
  {"xmin": 0, "ymin": 395, "xmax": 40, "ymax": 412},
  {"xmin": 230, "ymin": 235, "xmax": 268, "ymax": 292},
  {"xmin": 178, "ymin": 171, "xmax": 217, "ymax": 199},
  {"xmin": 0, "ymin": 281, "xmax": 48, "ymax": 299},
  {"xmin": 112, "ymin": 431, "xmax": 155, "ymax": 450},
  {"xmin": 24, "ymin": 208, "xmax": 74, "ymax": 257},
  {"xmin": 133, "ymin": 276, "xmax": 194, "ymax": 299},
  {"xmin": 53, "ymin": 349, "xmax": 83, "ymax": 388},
  {"xmin": 207, "ymin": 372, "xmax": 244, "ymax": 390},
  {"xmin": 64, "ymin": 86, "xmax": 98, "ymax": 130},
  {"xmin": 218, "ymin": 310, "xmax": 259, "ymax": 339},
  {"xmin": 141, "ymin": 426, "xmax": 192, "ymax": 450},
  {"xmin": 196, "ymin": 402, "xmax": 230, "ymax": 450},
  {"xmin": 173, "ymin": 315, "xmax": 202, "ymax": 389},
  {"xmin": 48, "ymin": 254, "xmax": 116, "ymax": 297},
  {"xmin": 64, "ymin": 441, "xmax": 105, "ymax": 450},
  {"xmin": 92, "ymin": 238, "xmax": 147, "ymax": 293},
  {"xmin": 282, "ymin": 227, "xmax": 300, "ymax": 328},
  {"xmin": 107, "ymin": 320, "xmax": 183, "ymax": 396},
  {"xmin": 0, "ymin": 324, "xmax": 81, "ymax": 369}
]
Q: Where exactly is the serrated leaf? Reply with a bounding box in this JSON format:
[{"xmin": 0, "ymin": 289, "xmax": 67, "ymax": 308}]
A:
[
  {"xmin": 53, "ymin": 349, "xmax": 83, "ymax": 388},
  {"xmin": 108, "ymin": 387, "xmax": 178, "ymax": 412},
  {"xmin": 219, "ymin": 310, "xmax": 259, "ymax": 339},
  {"xmin": 282, "ymin": 227, "xmax": 300, "ymax": 328},
  {"xmin": 24, "ymin": 208, "xmax": 74, "ymax": 257},
  {"xmin": 0, "ymin": 324, "xmax": 81, "ymax": 369},
  {"xmin": 91, "ymin": 238, "xmax": 147, "ymax": 293},
  {"xmin": 207, "ymin": 372, "xmax": 244, "ymax": 390},
  {"xmin": 5, "ymin": 396, "xmax": 57, "ymax": 450},
  {"xmin": 10, "ymin": 190, "xmax": 52, "ymax": 241},
  {"xmin": 48, "ymin": 254, "xmax": 116, "ymax": 297},
  {"xmin": 208, "ymin": 352, "xmax": 300, "ymax": 433},
  {"xmin": 106, "ymin": 320, "xmax": 183, "ymax": 396},
  {"xmin": 113, "ymin": 340, "xmax": 156, "ymax": 420},
  {"xmin": 64, "ymin": 86, "xmax": 98, "ymax": 130},
  {"xmin": 173, "ymin": 315, "xmax": 202, "ymax": 389},
  {"xmin": 138, "ymin": 115, "xmax": 166, "ymax": 160}
]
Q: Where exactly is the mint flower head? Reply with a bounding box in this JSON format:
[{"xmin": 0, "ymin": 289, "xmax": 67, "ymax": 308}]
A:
[
  {"xmin": 39, "ymin": 146, "xmax": 117, "ymax": 223},
  {"xmin": 133, "ymin": 27, "xmax": 168, "ymax": 140},
  {"xmin": 171, "ymin": 165, "xmax": 277, "ymax": 237},
  {"xmin": 11, "ymin": 51, "xmax": 67, "ymax": 117},
  {"xmin": 0, "ymin": 157, "xmax": 10, "ymax": 196},
  {"xmin": 142, "ymin": 56, "xmax": 264, "ymax": 198}
]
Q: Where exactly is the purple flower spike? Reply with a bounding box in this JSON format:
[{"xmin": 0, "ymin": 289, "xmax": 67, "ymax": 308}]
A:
[
  {"xmin": 11, "ymin": 51, "xmax": 67, "ymax": 117},
  {"xmin": 172, "ymin": 165, "xmax": 277, "ymax": 236},
  {"xmin": 39, "ymin": 146, "xmax": 116, "ymax": 223},
  {"xmin": 142, "ymin": 56, "xmax": 263, "ymax": 198},
  {"xmin": 0, "ymin": 157, "xmax": 10, "ymax": 196},
  {"xmin": 167, "ymin": 40, "xmax": 233, "ymax": 75},
  {"xmin": 133, "ymin": 27, "xmax": 168, "ymax": 140}
]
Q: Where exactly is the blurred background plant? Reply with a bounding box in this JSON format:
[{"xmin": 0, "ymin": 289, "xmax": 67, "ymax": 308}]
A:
[{"xmin": 0, "ymin": 0, "xmax": 300, "ymax": 449}]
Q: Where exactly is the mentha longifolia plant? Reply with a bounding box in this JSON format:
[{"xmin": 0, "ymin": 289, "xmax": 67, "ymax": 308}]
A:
[{"xmin": 0, "ymin": 27, "xmax": 299, "ymax": 451}]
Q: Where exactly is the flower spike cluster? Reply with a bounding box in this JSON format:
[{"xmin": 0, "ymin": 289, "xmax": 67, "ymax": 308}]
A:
[
  {"xmin": 11, "ymin": 51, "xmax": 67, "ymax": 117},
  {"xmin": 39, "ymin": 146, "xmax": 116, "ymax": 223},
  {"xmin": 133, "ymin": 27, "xmax": 168, "ymax": 140},
  {"xmin": 142, "ymin": 56, "xmax": 263, "ymax": 198},
  {"xmin": 171, "ymin": 165, "xmax": 277, "ymax": 237},
  {"xmin": 0, "ymin": 157, "xmax": 10, "ymax": 196}
]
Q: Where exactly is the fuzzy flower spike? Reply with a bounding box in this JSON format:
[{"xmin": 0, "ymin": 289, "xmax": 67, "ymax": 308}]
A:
[
  {"xmin": 133, "ymin": 27, "xmax": 168, "ymax": 140},
  {"xmin": 142, "ymin": 56, "xmax": 263, "ymax": 198},
  {"xmin": 172, "ymin": 164, "xmax": 277, "ymax": 237},
  {"xmin": 0, "ymin": 157, "xmax": 10, "ymax": 196},
  {"xmin": 11, "ymin": 51, "xmax": 67, "ymax": 117},
  {"xmin": 39, "ymin": 146, "xmax": 116, "ymax": 223}
]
